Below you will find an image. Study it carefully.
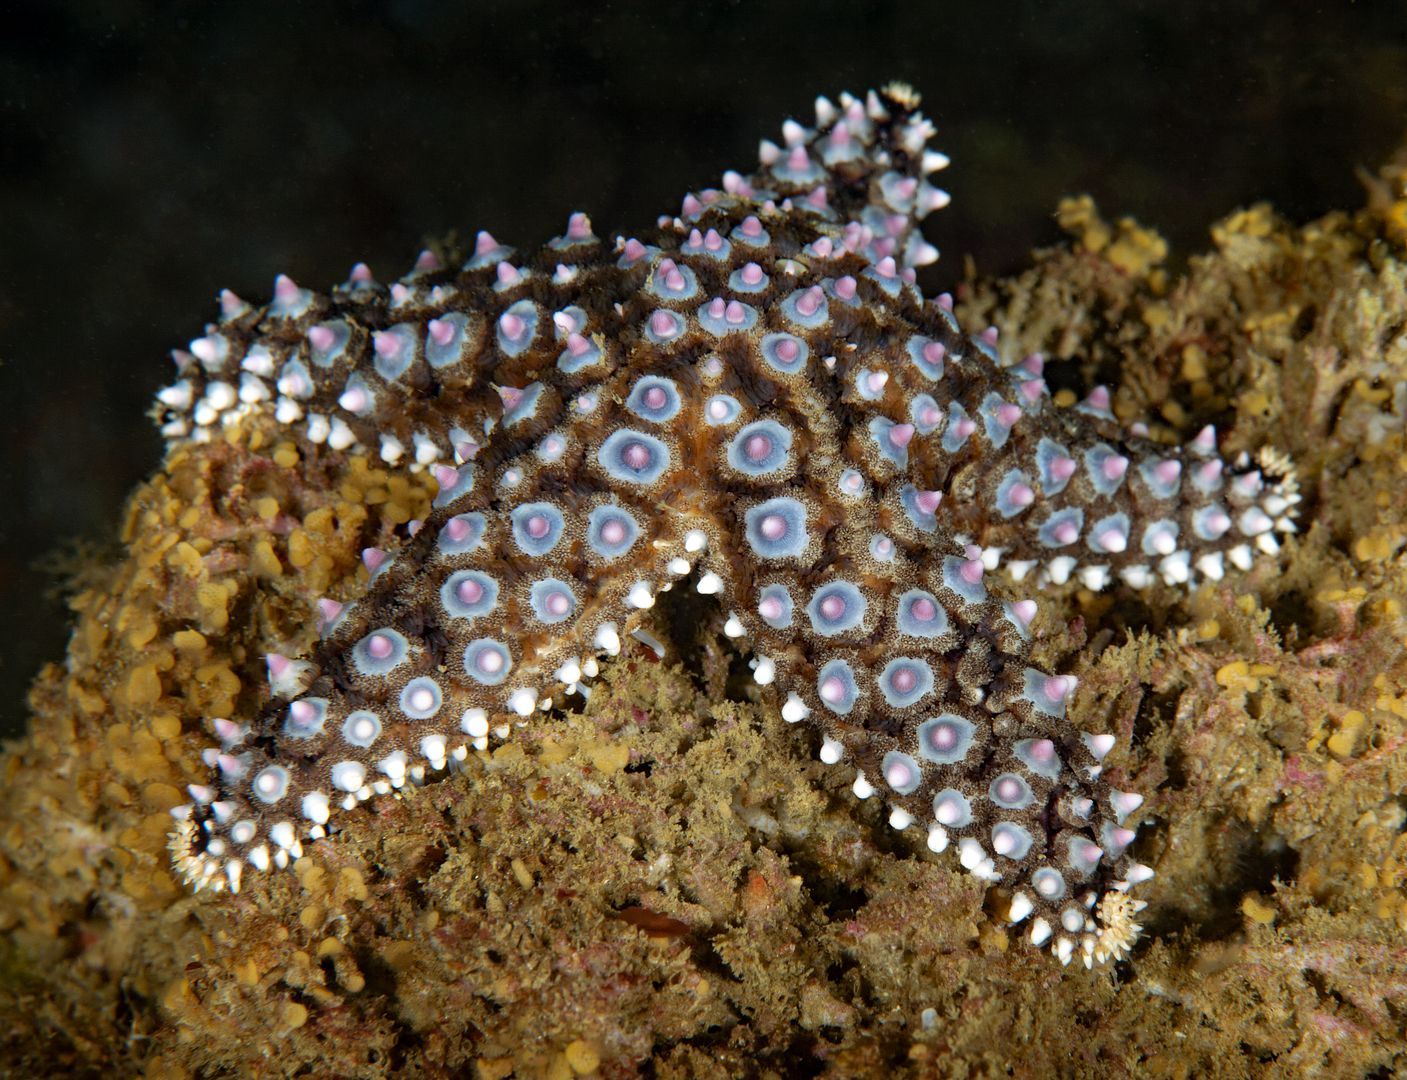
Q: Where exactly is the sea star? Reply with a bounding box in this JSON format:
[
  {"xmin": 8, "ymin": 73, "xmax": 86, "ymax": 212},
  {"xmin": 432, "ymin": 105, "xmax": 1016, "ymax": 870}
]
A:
[{"xmin": 158, "ymin": 84, "xmax": 1297, "ymax": 968}]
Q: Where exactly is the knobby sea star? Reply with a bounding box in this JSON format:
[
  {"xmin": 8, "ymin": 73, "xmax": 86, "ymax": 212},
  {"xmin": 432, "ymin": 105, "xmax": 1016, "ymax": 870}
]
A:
[{"xmin": 157, "ymin": 84, "xmax": 1297, "ymax": 968}]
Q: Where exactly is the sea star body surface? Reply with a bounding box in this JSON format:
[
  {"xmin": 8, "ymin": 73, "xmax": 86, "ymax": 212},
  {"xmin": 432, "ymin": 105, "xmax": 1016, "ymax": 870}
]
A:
[{"xmin": 159, "ymin": 85, "xmax": 1297, "ymax": 967}]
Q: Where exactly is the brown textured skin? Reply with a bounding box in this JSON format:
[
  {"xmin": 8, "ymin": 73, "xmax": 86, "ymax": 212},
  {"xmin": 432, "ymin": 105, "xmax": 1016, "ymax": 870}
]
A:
[{"xmin": 157, "ymin": 88, "xmax": 1294, "ymax": 958}]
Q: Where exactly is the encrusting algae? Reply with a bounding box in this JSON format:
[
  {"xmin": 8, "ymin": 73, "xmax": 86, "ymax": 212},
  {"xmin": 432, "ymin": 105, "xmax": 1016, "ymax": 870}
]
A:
[{"xmin": 3, "ymin": 101, "xmax": 1407, "ymax": 1078}]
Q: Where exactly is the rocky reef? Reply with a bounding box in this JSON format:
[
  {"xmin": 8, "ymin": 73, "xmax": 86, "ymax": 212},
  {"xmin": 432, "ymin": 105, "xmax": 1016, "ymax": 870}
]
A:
[{"xmin": 2, "ymin": 144, "xmax": 1406, "ymax": 1077}]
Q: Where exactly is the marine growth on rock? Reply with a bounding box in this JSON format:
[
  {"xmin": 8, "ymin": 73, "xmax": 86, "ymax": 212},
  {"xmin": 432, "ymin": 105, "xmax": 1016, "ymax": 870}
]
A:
[{"xmin": 155, "ymin": 84, "xmax": 1299, "ymax": 968}]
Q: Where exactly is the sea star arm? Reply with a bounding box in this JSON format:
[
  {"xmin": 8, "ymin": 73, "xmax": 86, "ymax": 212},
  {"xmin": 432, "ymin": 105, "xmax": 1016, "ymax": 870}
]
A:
[{"xmin": 707, "ymin": 83, "xmax": 1300, "ymax": 592}]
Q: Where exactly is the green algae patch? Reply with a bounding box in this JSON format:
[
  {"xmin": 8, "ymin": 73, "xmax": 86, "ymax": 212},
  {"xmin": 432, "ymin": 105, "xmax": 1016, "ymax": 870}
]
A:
[{"xmin": 5, "ymin": 154, "xmax": 1407, "ymax": 1076}]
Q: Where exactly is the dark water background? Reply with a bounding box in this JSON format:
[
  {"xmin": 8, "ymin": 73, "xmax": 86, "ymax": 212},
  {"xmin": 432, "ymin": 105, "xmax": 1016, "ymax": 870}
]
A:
[{"xmin": 2, "ymin": 1, "xmax": 1404, "ymax": 739}]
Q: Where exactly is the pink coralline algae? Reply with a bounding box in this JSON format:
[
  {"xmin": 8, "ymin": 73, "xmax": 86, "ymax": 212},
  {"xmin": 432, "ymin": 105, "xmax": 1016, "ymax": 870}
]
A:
[{"xmin": 155, "ymin": 84, "xmax": 1297, "ymax": 967}]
